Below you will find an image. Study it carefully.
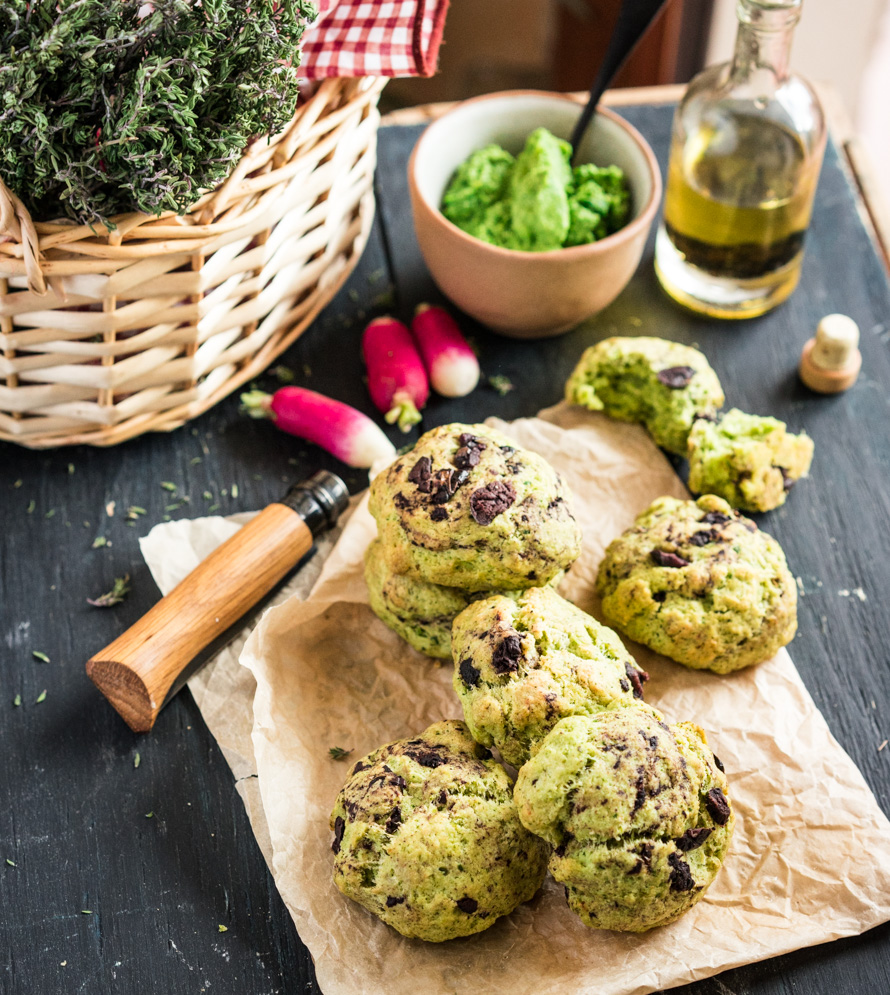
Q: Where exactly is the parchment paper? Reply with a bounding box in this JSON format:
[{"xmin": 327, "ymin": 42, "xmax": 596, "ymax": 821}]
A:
[{"xmin": 141, "ymin": 403, "xmax": 890, "ymax": 995}]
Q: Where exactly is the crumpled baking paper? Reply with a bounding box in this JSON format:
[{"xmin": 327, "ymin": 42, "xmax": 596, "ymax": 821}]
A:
[{"xmin": 140, "ymin": 403, "xmax": 890, "ymax": 995}]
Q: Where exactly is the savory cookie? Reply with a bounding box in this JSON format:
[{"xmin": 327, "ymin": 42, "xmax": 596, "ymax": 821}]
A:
[
  {"xmin": 513, "ymin": 708, "xmax": 734, "ymax": 932},
  {"xmin": 687, "ymin": 408, "xmax": 814, "ymax": 512},
  {"xmin": 330, "ymin": 720, "xmax": 548, "ymax": 942},
  {"xmin": 364, "ymin": 538, "xmax": 562, "ymax": 660},
  {"xmin": 364, "ymin": 538, "xmax": 472, "ymax": 659},
  {"xmin": 450, "ymin": 586, "xmax": 650, "ymax": 767},
  {"xmin": 564, "ymin": 336, "xmax": 724, "ymax": 454},
  {"xmin": 368, "ymin": 423, "xmax": 582, "ymax": 592},
  {"xmin": 596, "ymin": 495, "xmax": 797, "ymax": 673}
]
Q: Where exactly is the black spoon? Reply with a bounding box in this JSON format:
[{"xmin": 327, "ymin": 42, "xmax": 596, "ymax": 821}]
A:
[{"xmin": 569, "ymin": 0, "xmax": 671, "ymax": 160}]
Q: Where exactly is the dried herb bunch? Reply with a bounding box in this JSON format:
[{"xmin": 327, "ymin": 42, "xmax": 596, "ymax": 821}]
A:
[{"xmin": 0, "ymin": 0, "xmax": 317, "ymax": 226}]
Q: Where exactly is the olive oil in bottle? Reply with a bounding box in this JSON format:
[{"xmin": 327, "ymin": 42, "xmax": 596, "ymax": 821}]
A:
[{"xmin": 655, "ymin": 0, "xmax": 826, "ymax": 319}]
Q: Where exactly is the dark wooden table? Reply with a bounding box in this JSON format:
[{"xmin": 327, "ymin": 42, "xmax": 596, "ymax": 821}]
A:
[{"xmin": 2, "ymin": 99, "xmax": 890, "ymax": 995}]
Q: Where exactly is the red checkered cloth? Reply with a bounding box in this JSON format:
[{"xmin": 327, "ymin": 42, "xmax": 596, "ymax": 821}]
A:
[{"xmin": 302, "ymin": 0, "xmax": 450, "ymax": 79}]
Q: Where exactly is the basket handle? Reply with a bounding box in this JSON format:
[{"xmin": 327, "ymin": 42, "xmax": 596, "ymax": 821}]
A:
[{"xmin": 0, "ymin": 175, "xmax": 46, "ymax": 296}]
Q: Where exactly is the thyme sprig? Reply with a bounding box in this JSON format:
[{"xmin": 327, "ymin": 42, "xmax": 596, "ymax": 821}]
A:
[
  {"xmin": 87, "ymin": 575, "xmax": 131, "ymax": 608},
  {"xmin": 0, "ymin": 0, "xmax": 317, "ymax": 226}
]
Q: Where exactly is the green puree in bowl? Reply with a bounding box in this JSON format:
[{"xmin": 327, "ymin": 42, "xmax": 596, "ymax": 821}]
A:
[{"xmin": 441, "ymin": 127, "xmax": 631, "ymax": 252}]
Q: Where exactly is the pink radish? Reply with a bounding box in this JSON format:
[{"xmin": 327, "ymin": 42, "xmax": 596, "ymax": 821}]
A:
[
  {"xmin": 411, "ymin": 304, "xmax": 480, "ymax": 398},
  {"xmin": 362, "ymin": 316, "xmax": 429, "ymax": 432},
  {"xmin": 241, "ymin": 387, "xmax": 395, "ymax": 468}
]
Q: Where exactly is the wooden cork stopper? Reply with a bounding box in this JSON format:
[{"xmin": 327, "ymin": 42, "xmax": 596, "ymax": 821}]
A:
[{"xmin": 799, "ymin": 314, "xmax": 862, "ymax": 393}]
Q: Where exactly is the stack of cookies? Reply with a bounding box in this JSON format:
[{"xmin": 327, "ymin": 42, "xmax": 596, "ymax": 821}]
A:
[
  {"xmin": 445, "ymin": 585, "xmax": 734, "ymax": 933},
  {"xmin": 332, "ymin": 423, "xmax": 743, "ymax": 941},
  {"xmin": 332, "ymin": 578, "xmax": 736, "ymax": 940},
  {"xmin": 364, "ymin": 422, "xmax": 583, "ymax": 659}
]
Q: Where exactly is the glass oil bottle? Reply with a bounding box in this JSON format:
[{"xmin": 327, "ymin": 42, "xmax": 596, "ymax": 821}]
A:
[{"xmin": 655, "ymin": 0, "xmax": 826, "ymax": 319}]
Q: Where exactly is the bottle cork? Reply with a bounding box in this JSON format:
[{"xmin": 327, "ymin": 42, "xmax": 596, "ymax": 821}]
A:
[{"xmin": 799, "ymin": 314, "xmax": 862, "ymax": 393}]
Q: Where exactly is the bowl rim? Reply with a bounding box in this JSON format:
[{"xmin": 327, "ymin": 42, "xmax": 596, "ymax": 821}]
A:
[{"xmin": 407, "ymin": 89, "xmax": 663, "ymax": 260}]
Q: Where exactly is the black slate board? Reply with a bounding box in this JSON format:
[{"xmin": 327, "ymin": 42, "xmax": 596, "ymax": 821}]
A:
[{"xmin": 2, "ymin": 104, "xmax": 889, "ymax": 995}]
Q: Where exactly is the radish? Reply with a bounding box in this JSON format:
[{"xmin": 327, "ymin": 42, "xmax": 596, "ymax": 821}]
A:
[
  {"xmin": 361, "ymin": 316, "xmax": 429, "ymax": 432},
  {"xmin": 241, "ymin": 387, "xmax": 395, "ymax": 468},
  {"xmin": 411, "ymin": 304, "xmax": 480, "ymax": 398}
]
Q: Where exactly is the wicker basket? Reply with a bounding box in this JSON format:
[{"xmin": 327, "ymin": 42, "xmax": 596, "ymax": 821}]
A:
[{"xmin": 0, "ymin": 76, "xmax": 386, "ymax": 448}]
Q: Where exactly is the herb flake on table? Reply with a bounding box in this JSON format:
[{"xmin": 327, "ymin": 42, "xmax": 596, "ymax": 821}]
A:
[
  {"xmin": 88, "ymin": 575, "xmax": 131, "ymax": 608},
  {"xmin": 160, "ymin": 482, "xmax": 177, "ymax": 492},
  {"xmin": 26, "ymin": 500, "xmax": 35, "ymax": 514},
  {"xmin": 272, "ymin": 365, "xmax": 296, "ymax": 384},
  {"xmin": 35, "ymin": 690, "xmax": 47, "ymax": 704},
  {"xmin": 6, "ymin": 859, "xmax": 15, "ymax": 867},
  {"xmin": 91, "ymin": 536, "xmax": 108, "ymax": 549},
  {"xmin": 12, "ymin": 695, "xmax": 21, "ymax": 708},
  {"xmin": 371, "ymin": 288, "xmax": 395, "ymax": 310},
  {"xmin": 32, "ymin": 651, "xmax": 50, "ymax": 663},
  {"xmin": 134, "ymin": 753, "xmax": 141, "ymax": 769},
  {"xmin": 218, "ymin": 925, "xmax": 228, "ymax": 933},
  {"xmin": 488, "ymin": 374, "xmax": 516, "ymax": 396}
]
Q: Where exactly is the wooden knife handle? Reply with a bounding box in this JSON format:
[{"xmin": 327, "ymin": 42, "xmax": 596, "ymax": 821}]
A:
[{"xmin": 86, "ymin": 502, "xmax": 313, "ymax": 733}]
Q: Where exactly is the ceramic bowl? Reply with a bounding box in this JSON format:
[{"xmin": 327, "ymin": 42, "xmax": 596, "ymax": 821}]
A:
[{"xmin": 407, "ymin": 90, "xmax": 662, "ymax": 339}]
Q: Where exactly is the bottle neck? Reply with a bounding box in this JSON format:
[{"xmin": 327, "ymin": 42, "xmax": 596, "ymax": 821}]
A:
[{"xmin": 730, "ymin": 0, "xmax": 801, "ymax": 86}]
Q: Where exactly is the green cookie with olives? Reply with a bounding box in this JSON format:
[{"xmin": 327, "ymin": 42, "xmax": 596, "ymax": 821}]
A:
[
  {"xmin": 687, "ymin": 408, "xmax": 814, "ymax": 512},
  {"xmin": 513, "ymin": 708, "xmax": 734, "ymax": 932},
  {"xmin": 330, "ymin": 720, "xmax": 548, "ymax": 942},
  {"xmin": 451, "ymin": 585, "xmax": 650, "ymax": 767},
  {"xmin": 364, "ymin": 538, "xmax": 473, "ymax": 659},
  {"xmin": 369, "ymin": 423, "xmax": 582, "ymax": 592},
  {"xmin": 565, "ymin": 336, "xmax": 725, "ymax": 454},
  {"xmin": 364, "ymin": 538, "xmax": 562, "ymax": 660},
  {"xmin": 596, "ymin": 494, "xmax": 797, "ymax": 673}
]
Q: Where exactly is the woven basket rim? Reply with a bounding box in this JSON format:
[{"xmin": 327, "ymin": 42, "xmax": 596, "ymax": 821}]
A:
[{"xmin": 1, "ymin": 76, "xmax": 386, "ymax": 449}]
